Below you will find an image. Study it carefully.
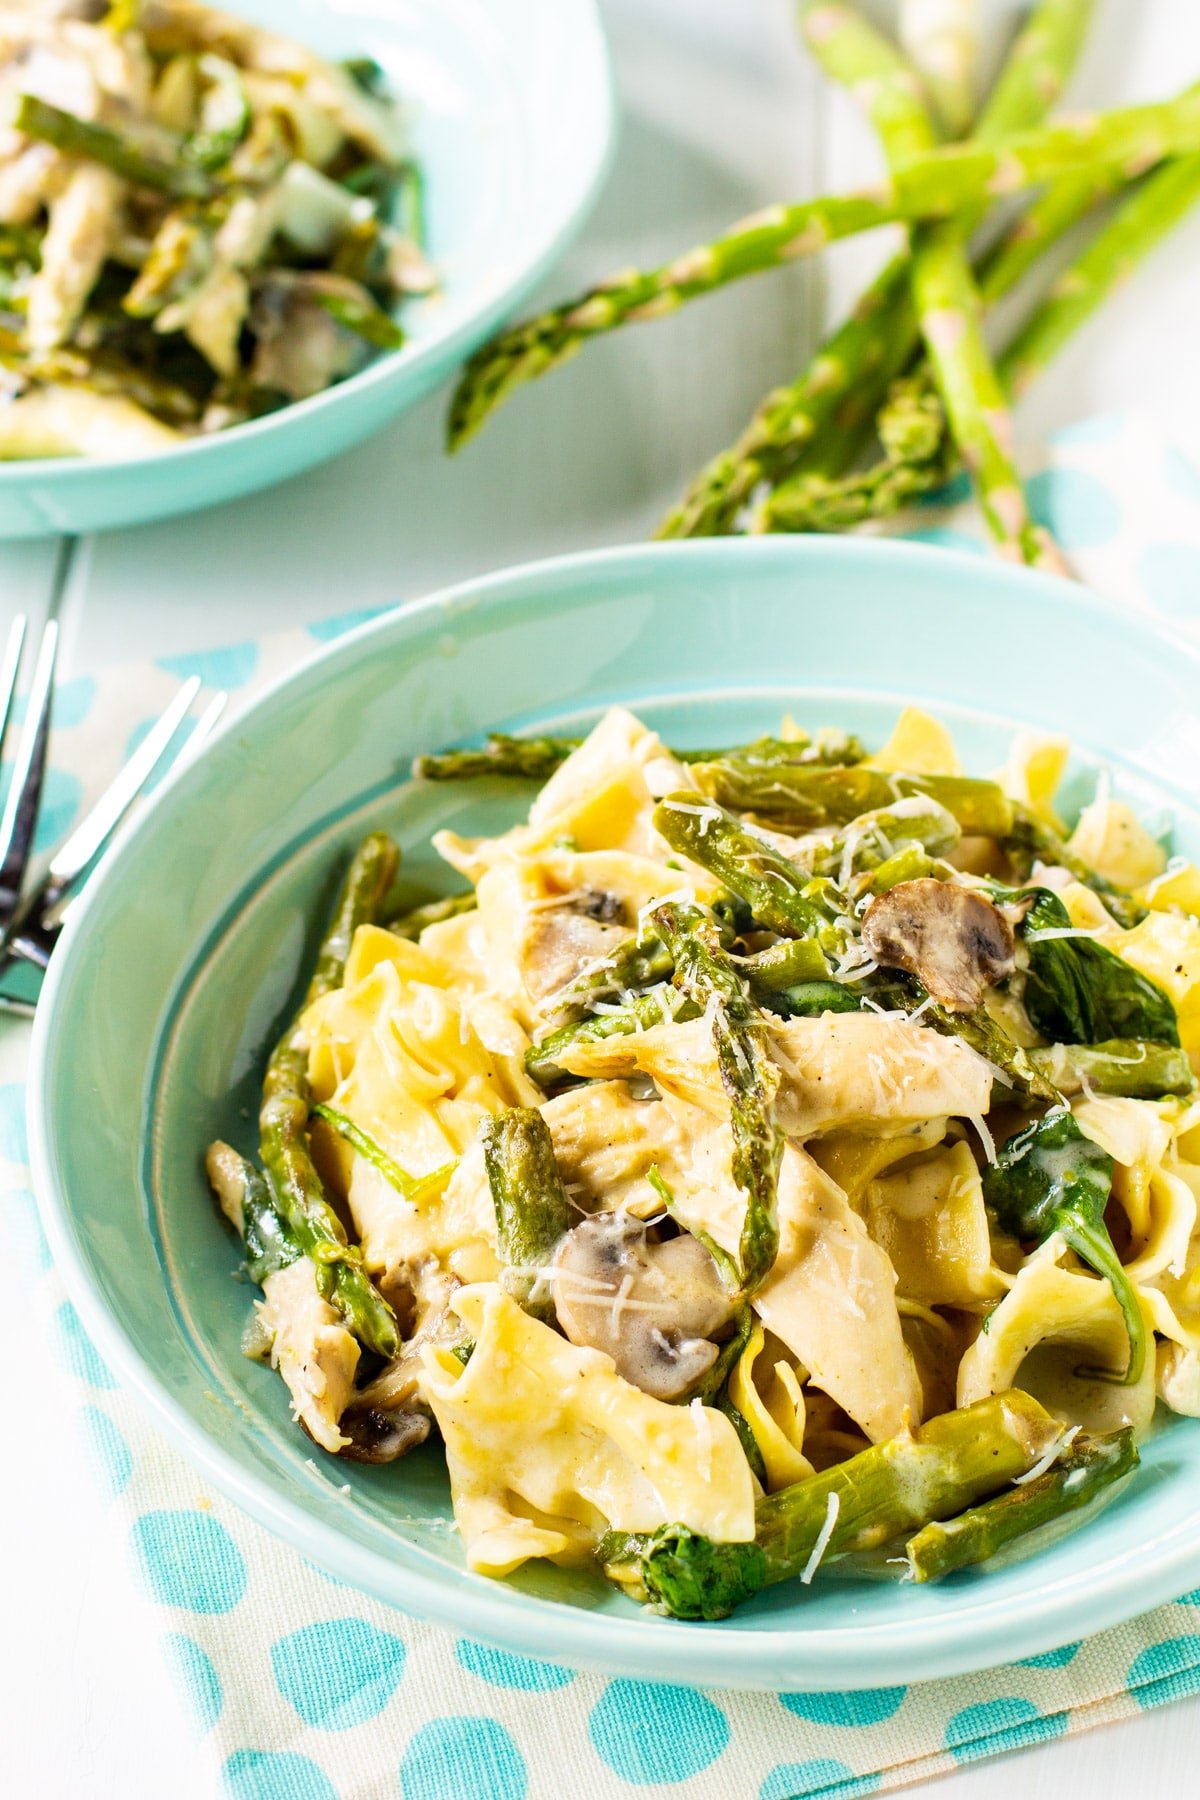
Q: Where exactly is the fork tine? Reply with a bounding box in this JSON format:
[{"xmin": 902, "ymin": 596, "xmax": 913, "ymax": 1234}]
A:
[
  {"xmin": 0, "ymin": 616, "xmax": 58, "ymax": 914},
  {"xmin": 179, "ymin": 690, "xmax": 228, "ymax": 764},
  {"xmin": 0, "ymin": 613, "xmax": 27, "ymax": 760},
  {"xmin": 45, "ymin": 672, "xmax": 202, "ymax": 892}
]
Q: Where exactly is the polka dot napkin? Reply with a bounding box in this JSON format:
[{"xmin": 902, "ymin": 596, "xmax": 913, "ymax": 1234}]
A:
[{"xmin": 12, "ymin": 413, "xmax": 1200, "ymax": 1800}]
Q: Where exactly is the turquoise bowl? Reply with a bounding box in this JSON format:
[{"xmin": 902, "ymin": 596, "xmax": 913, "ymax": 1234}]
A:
[
  {"xmin": 0, "ymin": 0, "xmax": 613, "ymax": 538},
  {"xmin": 29, "ymin": 538, "xmax": 1200, "ymax": 1689}
]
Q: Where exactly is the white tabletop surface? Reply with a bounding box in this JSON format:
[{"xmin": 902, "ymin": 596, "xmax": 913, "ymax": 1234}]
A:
[{"xmin": 4, "ymin": 2, "xmax": 1200, "ymax": 1794}]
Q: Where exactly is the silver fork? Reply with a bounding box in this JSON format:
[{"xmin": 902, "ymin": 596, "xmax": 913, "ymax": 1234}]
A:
[{"xmin": 0, "ymin": 590, "xmax": 226, "ymax": 1013}]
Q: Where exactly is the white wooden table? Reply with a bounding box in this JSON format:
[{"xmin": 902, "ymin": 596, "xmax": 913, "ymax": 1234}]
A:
[{"xmin": 4, "ymin": 2, "xmax": 1200, "ymax": 1793}]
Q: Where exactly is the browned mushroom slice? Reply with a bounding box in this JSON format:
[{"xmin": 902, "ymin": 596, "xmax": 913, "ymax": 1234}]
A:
[
  {"xmin": 550, "ymin": 1211, "xmax": 734, "ymax": 1400},
  {"xmin": 337, "ymin": 1402, "xmax": 430, "ymax": 1465},
  {"xmin": 520, "ymin": 899, "xmax": 628, "ymax": 1005},
  {"xmin": 862, "ymin": 878, "xmax": 1016, "ymax": 1013}
]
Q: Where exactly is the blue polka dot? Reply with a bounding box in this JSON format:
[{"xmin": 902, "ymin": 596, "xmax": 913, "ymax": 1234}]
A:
[
  {"xmin": 1128, "ymin": 1636, "xmax": 1200, "ymax": 1707},
  {"xmin": 400, "ymin": 1717, "xmax": 526, "ymax": 1800},
  {"xmin": 158, "ymin": 643, "xmax": 260, "ymax": 691},
  {"xmin": 12, "ymin": 674, "xmax": 96, "ymax": 730},
  {"xmin": 131, "ymin": 1509, "xmax": 247, "ymax": 1614},
  {"xmin": 8, "ymin": 1187, "xmax": 50, "ymax": 1277},
  {"xmin": 52, "ymin": 1301, "xmax": 116, "ymax": 1388},
  {"xmin": 761, "ymin": 1760, "xmax": 879, "ymax": 1799},
  {"xmin": 308, "ymin": 606, "xmax": 385, "ymax": 643},
  {"xmin": 1051, "ymin": 413, "xmax": 1125, "ymax": 447},
  {"xmin": 1026, "ymin": 467, "xmax": 1121, "ymax": 550},
  {"xmin": 271, "ymin": 1617, "xmax": 406, "ymax": 1729},
  {"xmin": 1176, "ymin": 1588, "xmax": 1200, "ymax": 1606},
  {"xmin": 0, "ymin": 1082, "xmax": 28, "ymax": 1163},
  {"xmin": 944, "ymin": 1697, "xmax": 1067, "ymax": 1763},
  {"xmin": 0, "ymin": 764, "xmax": 82, "ymax": 854},
  {"xmin": 78, "ymin": 1405, "xmax": 132, "ymax": 1500},
  {"xmin": 901, "ymin": 525, "xmax": 985, "ymax": 555},
  {"xmin": 163, "ymin": 1633, "xmax": 223, "ymax": 1736},
  {"xmin": 1015, "ymin": 1642, "xmax": 1081, "ymax": 1669},
  {"xmin": 221, "ymin": 1750, "xmax": 336, "ymax": 1800},
  {"xmin": 1165, "ymin": 443, "xmax": 1200, "ymax": 504},
  {"xmin": 589, "ymin": 1680, "xmax": 729, "ymax": 1784},
  {"xmin": 1138, "ymin": 542, "xmax": 1200, "ymax": 618},
  {"xmin": 917, "ymin": 469, "xmax": 972, "ymax": 509},
  {"xmin": 455, "ymin": 1639, "xmax": 574, "ymax": 1691},
  {"xmin": 780, "ymin": 1687, "xmax": 906, "ymax": 1727}
]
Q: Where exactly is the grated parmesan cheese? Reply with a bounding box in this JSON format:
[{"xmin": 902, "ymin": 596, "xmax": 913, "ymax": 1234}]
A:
[{"xmin": 800, "ymin": 1491, "xmax": 840, "ymax": 1584}]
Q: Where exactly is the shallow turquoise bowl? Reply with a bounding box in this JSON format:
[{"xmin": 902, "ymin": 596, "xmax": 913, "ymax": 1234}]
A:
[
  {"xmin": 29, "ymin": 538, "xmax": 1200, "ymax": 1689},
  {"xmin": 0, "ymin": 0, "xmax": 613, "ymax": 537}
]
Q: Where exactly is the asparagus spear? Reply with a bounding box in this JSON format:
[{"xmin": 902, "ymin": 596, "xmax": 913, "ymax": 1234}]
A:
[
  {"xmin": 313, "ymin": 1102, "xmax": 455, "ymax": 1204},
  {"xmin": 525, "ymin": 987, "xmax": 701, "ymax": 1088},
  {"xmin": 206, "ymin": 1141, "xmax": 302, "ymax": 1287},
  {"xmin": 688, "ymin": 763, "xmax": 1014, "ymax": 836},
  {"xmin": 259, "ymin": 832, "xmax": 401, "ymax": 1358},
  {"xmin": 13, "ymin": 95, "xmax": 214, "ymax": 201},
  {"xmin": 386, "ymin": 890, "xmax": 478, "ymax": 939},
  {"xmin": 653, "ymin": 795, "xmax": 848, "ymax": 944},
  {"xmin": 447, "ymin": 84, "xmax": 1200, "ymax": 448},
  {"xmin": 910, "ymin": 219, "xmax": 1064, "ymax": 569},
  {"xmin": 657, "ymin": 255, "xmax": 920, "ymax": 538},
  {"xmin": 654, "ymin": 902, "xmax": 783, "ymax": 1296},
  {"xmin": 1027, "ymin": 1039, "xmax": 1195, "ymax": 1100},
  {"xmin": 800, "ymin": 3, "xmax": 940, "ymax": 167},
  {"xmin": 906, "ymin": 1427, "xmax": 1138, "ymax": 1581},
  {"xmin": 602, "ymin": 1390, "xmax": 1062, "ymax": 1617},
  {"xmin": 760, "ymin": 0, "xmax": 1097, "ymax": 539},
  {"xmin": 412, "ymin": 730, "xmax": 865, "ymax": 782},
  {"xmin": 898, "ymin": 0, "xmax": 981, "ymax": 137},
  {"xmin": 901, "ymin": 5, "xmax": 1096, "ymax": 569},
  {"xmin": 481, "ymin": 1107, "xmax": 574, "ymax": 1321}
]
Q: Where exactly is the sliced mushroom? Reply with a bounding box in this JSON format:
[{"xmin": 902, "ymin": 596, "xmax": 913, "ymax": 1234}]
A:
[
  {"xmin": 862, "ymin": 877, "xmax": 1016, "ymax": 1013},
  {"xmin": 520, "ymin": 901, "xmax": 628, "ymax": 1006},
  {"xmin": 550, "ymin": 1211, "xmax": 734, "ymax": 1400},
  {"xmin": 338, "ymin": 1401, "xmax": 430, "ymax": 1465}
]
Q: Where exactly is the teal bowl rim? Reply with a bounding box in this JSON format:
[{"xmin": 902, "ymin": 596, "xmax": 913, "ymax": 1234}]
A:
[
  {"xmin": 27, "ymin": 536, "xmax": 1200, "ymax": 1690},
  {"xmin": 0, "ymin": 0, "xmax": 616, "ymax": 495}
]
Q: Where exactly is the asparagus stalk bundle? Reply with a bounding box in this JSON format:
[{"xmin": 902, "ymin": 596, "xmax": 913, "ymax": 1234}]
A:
[{"xmin": 447, "ymin": 1, "xmax": 1200, "ymax": 560}]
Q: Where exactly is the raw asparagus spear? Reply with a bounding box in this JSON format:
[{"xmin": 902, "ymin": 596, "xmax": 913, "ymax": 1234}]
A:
[
  {"xmin": 602, "ymin": 1390, "xmax": 1062, "ymax": 1617},
  {"xmin": 447, "ymin": 85, "xmax": 1200, "ymax": 448},
  {"xmin": 666, "ymin": 0, "xmax": 1093, "ymax": 541},
  {"xmin": 910, "ymin": 219, "xmax": 1064, "ymax": 569},
  {"xmin": 259, "ymin": 832, "xmax": 401, "ymax": 1358},
  {"xmin": 800, "ymin": 3, "xmax": 940, "ymax": 167},
  {"xmin": 906, "ymin": 1427, "xmax": 1137, "ymax": 1581},
  {"xmin": 657, "ymin": 255, "xmax": 920, "ymax": 538},
  {"xmin": 654, "ymin": 902, "xmax": 783, "ymax": 1296},
  {"xmin": 13, "ymin": 95, "xmax": 214, "ymax": 200},
  {"xmin": 902, "ymin": 5, "xmax": 1096, "ymax": 569},
  {"xmin": 481, "ymin": 1107, "xmax": 574, "ymax": 1320}
]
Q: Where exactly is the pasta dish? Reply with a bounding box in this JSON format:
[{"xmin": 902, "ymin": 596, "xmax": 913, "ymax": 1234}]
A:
[{"xmin": 206, "ymin": 704, "xmax": 1200, "ymax": 1617}]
